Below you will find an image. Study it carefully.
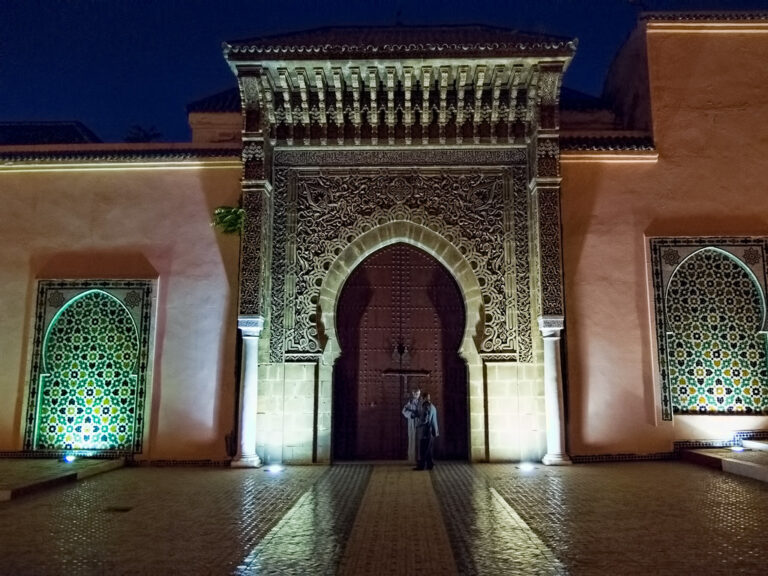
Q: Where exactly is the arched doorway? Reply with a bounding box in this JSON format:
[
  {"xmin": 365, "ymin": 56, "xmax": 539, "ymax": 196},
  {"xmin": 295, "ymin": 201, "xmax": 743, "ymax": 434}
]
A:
[{"xmin": 333, "ymin": 242, "xmax": 468, "ymax": 460}]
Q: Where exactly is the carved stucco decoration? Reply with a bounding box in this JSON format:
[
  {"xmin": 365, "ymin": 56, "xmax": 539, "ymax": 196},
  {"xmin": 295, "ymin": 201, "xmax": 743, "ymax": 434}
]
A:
[
  {"xmin": 225, "ymin": 61, "xmax": 571, "ymax": 147},
  {"xmin": 273, "ymin": 147, "xmax": 525, "ymax": 167},
  {"xmin": 536, "ymin": 70, "xmax": 561, "ymax": 106},
  {"xmin": 242, "ymin": 142, "xmax": 265, "ymax": 181},
  {"xmin": 535, "ymin": 186, "xmax": 564, "ymax": 317},
  {"xmin": 238, "ymin": 74, "xmax": 262, "ymax": 109},
  {"xmin": 238, "ymin": 73, "xmax": 264, "ymax": 132},
  {"xmin": 239, "ymin": 184, "xmax": 272, "ymax": 316},
  {"xmin": 536, "ymin": 137, "xmax": 560, "ymax": 178},
  {"xmin": 264, "ymin": 160, "xmax": 532, "ymax": 363}
]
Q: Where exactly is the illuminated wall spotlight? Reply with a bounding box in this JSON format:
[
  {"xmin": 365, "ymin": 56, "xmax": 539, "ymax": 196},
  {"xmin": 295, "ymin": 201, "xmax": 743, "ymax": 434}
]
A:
[
  {"xmin": 265, "ymin": 464, "xmax": 284, "ymax": 474},
  {"xmin": 63, "ymin": 454, "xmax": 77, "ymax": 463}
]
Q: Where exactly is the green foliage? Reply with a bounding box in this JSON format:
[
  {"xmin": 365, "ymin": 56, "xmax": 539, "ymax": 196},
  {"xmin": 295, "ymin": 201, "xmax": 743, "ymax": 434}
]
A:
[{"xmin": 211, "ymin": 206, "xmax": 245, "ymax": 235}]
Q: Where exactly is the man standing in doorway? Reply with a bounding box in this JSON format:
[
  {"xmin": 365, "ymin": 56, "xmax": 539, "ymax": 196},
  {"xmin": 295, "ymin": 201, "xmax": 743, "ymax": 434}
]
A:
[{"xmin": 415, "ymin": 392, "xmax": 439, "ymax": 470}]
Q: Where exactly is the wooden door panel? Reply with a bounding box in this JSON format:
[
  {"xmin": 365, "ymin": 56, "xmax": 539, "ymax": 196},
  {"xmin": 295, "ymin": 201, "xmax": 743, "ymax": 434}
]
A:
[{"xmin": 334, "ymin": 243, "xmax": 467, "ymax": 460}]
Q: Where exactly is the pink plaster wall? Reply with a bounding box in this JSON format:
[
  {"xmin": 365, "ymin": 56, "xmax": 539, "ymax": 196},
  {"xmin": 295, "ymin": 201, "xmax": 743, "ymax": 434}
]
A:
[
  {"xmin": 562, "ymin": 24, "xmax": 768, "ymax": 456},
  {"xmin": 0, "ymin": 150, "xmax": 242, "ymax": 460}
]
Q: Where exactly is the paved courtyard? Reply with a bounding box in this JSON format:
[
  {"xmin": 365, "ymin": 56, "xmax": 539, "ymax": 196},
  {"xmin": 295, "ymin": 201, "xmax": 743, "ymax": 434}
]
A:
[{"xmin": 1, "ymin": 460, "xmax": 767, "ymax": 575}]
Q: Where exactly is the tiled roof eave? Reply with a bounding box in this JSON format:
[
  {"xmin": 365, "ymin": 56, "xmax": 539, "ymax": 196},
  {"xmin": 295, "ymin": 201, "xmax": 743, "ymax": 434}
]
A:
[
  {"xmin": 225, "ymin": 43, "xmax": 575, "ymax": 61},
  {"xmin": 0, "ymin": 146, "xmax": 241, "ymax": 164},
  {"xmin": 641, "ymin": 11, "xmax": 768, "ymax": 22},
  {"xmin": 559, "ymin": 132, "xmax": 655, "ymax": 152}
]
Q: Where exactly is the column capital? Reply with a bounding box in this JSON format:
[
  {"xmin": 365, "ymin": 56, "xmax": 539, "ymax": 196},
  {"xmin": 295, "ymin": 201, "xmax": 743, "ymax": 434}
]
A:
[
  {"xmin": 538, "ymin": 315, "xmax": 564, "ymax": 338},
  {"xmin": 238, "ymin": 315, "xmax": 265, "ymax": 338}
]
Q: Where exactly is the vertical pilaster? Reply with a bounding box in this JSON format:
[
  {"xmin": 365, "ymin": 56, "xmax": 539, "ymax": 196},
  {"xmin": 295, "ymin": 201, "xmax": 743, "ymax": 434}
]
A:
[
  {"xmin": 233, "ymin": 316, "xmax": 265, "ymax": 467},
  {"xmin": 237, "ymin": 67, "xmax": 272, "ymax": 320},
  {"xmin": 234, "ymin": 69, "xmax": 272, "ymax": 466},
  {"xmin": 539, "ymin": 316, "xmax": 571, "ymax": 465},
  {"xmin": 531, "ymin": 62, "xmax": 570, "ymax": 465}
]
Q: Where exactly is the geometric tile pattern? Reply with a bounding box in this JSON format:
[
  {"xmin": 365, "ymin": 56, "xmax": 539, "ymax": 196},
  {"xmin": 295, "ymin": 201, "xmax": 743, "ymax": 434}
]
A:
[
  {"xmin": 666, "ymin": 249, "xmax": 768, "ymax": 415},
  {"xmin": 25, "ymin": 280, "xmax": 153, "ymax": 453},
  {"xmin": 650, "ymin": 238, "xmax": 768, "ymax": 420},
  {"xmin": 37, "ymin": 291, "xmax": 139, "ymax": 450}
]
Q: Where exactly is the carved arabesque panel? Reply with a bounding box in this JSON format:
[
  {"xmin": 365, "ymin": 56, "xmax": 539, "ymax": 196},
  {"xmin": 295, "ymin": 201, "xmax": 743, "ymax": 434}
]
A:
[
  {"xmin": 267, "ymin": 164, "xmax": 532, "ymax": 362},
  {"xmin": 239, "ymin": 185, "xmax": 272, "ymax": 316},
  {"xmin": 536, "ymin": 187, "xmax": 564, "ymax": 316}
]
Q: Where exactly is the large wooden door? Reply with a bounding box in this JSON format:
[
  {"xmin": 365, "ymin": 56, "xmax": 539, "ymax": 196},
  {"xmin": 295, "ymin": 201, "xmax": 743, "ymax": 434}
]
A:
[{"xmin": 333, "ymin": 243, "xmax": 467, "ymax": 460}]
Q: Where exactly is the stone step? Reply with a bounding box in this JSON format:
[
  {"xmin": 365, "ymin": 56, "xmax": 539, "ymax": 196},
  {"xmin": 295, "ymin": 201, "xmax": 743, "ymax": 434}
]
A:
[
  {"xmin": 682, "ymin": 448, "xmax": 768, "ymax": 484},
  {"xmin": 741, "ymin": 439, "xmax": 768, "ymax": 451},
  {"xmin": 0, "ymin": 458, "xmax": 124, "ymax": 501}
]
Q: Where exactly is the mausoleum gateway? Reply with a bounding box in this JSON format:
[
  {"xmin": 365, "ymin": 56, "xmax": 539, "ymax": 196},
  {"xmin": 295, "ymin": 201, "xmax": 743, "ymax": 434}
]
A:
[
  {"xmin": 225, "ymin": 26, "xmax": 574, "ymax": 466},
  {"xmin": 2, "ymin": 13, "xmax": 768, "ymax": 466}
]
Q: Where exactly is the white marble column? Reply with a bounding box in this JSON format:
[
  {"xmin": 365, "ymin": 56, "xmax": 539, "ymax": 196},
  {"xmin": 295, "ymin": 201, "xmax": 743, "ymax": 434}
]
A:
[
  {"xmin": 232, "ymin": 315, "xmax": 264, "ymax": 468},
  {"xmin": 539, "ymin": 315, "xmax": 572, "ymax": 466}
]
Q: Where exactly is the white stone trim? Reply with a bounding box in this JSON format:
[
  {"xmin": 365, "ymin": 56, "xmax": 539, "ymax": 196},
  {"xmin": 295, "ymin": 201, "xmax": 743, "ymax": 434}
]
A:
[
  {"xmin": 538, "ymin": 314, "xmax": 571, "ymax": 465},
  {"xmin": 233, "ymin": 315, "xmax": 266, "ymax": 467}
]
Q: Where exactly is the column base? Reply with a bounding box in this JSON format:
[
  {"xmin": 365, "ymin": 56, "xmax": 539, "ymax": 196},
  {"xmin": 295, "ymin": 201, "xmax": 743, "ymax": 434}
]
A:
[
  {"xmin": 230, "ymin": 455, "xmax": 262, "ymax": 468},
  {"xmin": 542, "ymin": 453, "xmax": 572, "ymax": 466}
]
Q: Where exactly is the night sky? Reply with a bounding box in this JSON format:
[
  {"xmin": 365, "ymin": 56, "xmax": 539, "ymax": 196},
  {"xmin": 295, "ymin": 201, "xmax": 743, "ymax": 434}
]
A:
[{"xmin": 2, "ymin": 0, "xmax": 766, "ymax": 142}]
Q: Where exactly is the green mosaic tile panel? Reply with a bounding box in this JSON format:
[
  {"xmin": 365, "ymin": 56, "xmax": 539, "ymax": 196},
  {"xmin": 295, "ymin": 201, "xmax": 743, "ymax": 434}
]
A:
[
  {"xmin": 35, "ymin": 290, "xmax": 140, "ymax": 450},
  {"xmin": 25, "ymin": 281, "xmax": 152, "ymax": 453},
  {"xmin": 667, "ymin": 249, "xmax": 768, "ymax": 414}
]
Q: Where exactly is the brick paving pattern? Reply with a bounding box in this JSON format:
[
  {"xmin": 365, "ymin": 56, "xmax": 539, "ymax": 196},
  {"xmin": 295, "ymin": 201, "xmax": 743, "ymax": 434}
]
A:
[
  {"xmin": 0, "ymin": 466, "xmax": 324, "ymax": 575},
  {"xmin": 432, "ymin": 463, "xmax": 564, "ymax": 576},
  {"xmin": 2, "ymin": 460, "xmax": 768, "ymax": 575},
  {"xmin": 235, "ymin": 464, "xmax": 371, "ymax": 575},
  {"xmin": 482, "ymin": 461, "xmax": 768, "ymax": 575},
  {"xmin": 338, "ymin": 466, "xmax": 458, "ymax": 576}
]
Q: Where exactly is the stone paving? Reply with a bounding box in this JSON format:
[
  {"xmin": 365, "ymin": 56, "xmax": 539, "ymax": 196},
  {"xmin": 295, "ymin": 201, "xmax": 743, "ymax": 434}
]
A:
[
  {"xmin": 1, "ymin": 460, "xmax": 768, "ymax": 575},
  {"xmin": 432, "ymin": 463, "xmax": 564, "ymax": 576},
  {"xmin": 236, "ymin": 464, "xmax": 371, "ymax": 575},
  {"xmin": 339, "ymin": 466, "xmax": 457, "ymax": 576},
  {"xmin": 483, "ymin": 461, "xmax": 768, "ymax": 575},
  {"xmin": 0, "ymin": 466, "xmax": 325, "ymax": 575}
]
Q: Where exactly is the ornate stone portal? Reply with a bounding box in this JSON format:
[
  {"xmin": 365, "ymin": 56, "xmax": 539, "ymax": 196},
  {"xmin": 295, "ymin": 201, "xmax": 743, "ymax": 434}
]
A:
[{"xmin": 225, "ymin": 26, "xmax": 574, "ymax": 464}]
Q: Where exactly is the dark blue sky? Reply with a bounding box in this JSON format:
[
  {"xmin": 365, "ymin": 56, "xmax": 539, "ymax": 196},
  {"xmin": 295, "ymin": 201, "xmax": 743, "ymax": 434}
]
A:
[{"xmin": 2, "ymin": 0, "xmax": 766, "ymax": 142}]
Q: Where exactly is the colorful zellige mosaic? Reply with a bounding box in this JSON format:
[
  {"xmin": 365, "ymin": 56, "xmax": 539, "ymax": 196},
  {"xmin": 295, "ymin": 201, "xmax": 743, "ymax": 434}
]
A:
[
  {"xmin": 666, "ymin": 249, "xmax": 768, "ymax": 414},
  {"xmin": 25, "ymin": 281, "xmax": 152, "ymax": 453},
  {"xmin": 37, "ymin": 291, "xmax": 139, "ymax": 450}
]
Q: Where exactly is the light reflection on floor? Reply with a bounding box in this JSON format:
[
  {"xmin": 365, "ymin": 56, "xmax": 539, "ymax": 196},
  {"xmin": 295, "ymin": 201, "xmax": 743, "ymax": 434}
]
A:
[{"xmin": 1, "ymin": 461, "xmax": 768, "ymax": 575}]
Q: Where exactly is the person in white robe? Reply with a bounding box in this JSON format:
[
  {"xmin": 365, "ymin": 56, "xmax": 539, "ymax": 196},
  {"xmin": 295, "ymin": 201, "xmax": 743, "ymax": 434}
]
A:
[{"xmin": 401, "ymin": 387, "xmax": 421, "ymax": 463}]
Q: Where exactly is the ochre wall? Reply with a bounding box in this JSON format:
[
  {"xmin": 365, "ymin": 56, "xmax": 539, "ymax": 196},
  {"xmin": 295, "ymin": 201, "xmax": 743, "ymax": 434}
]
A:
[
  {"xmin": 561, "ymin": 24, "xmax": 768, "ymax": 456},
  {"xmin": 0, "ymin": 159, "xmax": 241, "ymax": 460}
]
